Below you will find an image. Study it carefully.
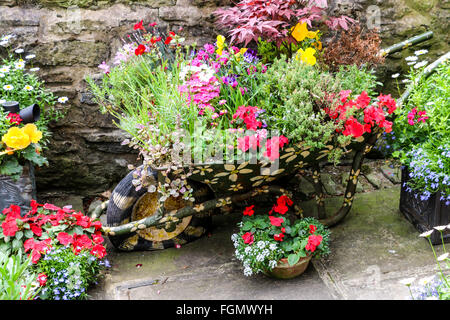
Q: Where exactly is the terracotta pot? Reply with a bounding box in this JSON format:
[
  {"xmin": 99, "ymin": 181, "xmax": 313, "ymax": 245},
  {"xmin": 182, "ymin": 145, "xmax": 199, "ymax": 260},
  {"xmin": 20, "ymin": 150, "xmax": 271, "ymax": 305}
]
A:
[{"xmin": 264, "ymin": 255, "xmax": 312, "ymax": 280}]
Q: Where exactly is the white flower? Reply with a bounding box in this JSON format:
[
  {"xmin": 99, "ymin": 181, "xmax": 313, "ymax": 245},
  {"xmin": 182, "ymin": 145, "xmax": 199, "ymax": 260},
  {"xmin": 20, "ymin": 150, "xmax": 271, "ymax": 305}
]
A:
[
  {"xmin": 437, "ymin": 253, "xmax": 449, "ymax": 261},
  {"xmin": 231, "ymin": 234, "xmax": 238, "ymax": 242},
  {"xmin": 0, "ymin": 73, "xmax": 4, "ymax": 78},
  {"xmin": 1, "ymin": 35, "xmax": 13, "ymax": 41},
  {"xmin": 0, "ymin": 40, "xmax": 8, "ymax": 47},
  {"xmin": 14, "ymin": 61, "xmax": 25, "ymax": 70},
  {"xmin": 14, "ymin": 48, "xmax": 24, "ymax": 54},
  {"xmin": 391, "ymin": 73, "xmax": 400, "ymax": 79},
  {"xmin": 269, "ymin": 243, "xmax": 277, "ymax": 251},
  {"xmin": 0, "ymin": 66, "xmax": 10, "ymax": 73},
  {"xmin": 407, "ymin": 61, "xmax": 417, "ymax": 66},
  {"xmin": 244, "ymin": 246, "xmax": 252, "ymax": 254},
  {"xmin": 58, "ymin": 96, "xmax": 69, "ymax": 103},
  {"xmin": 243, "ymin": 266, "xmax": 253, "ymax": 276},
  {"xmin": 25, "ymin": 54, "xmax": 36, "ymax": 60},
  {"xmin": 3, "ymin": 84, "xmax": 14, "ymax": 91},
  {"xmin": 405, "ymin": 56, "xmax": 418, "ymax": 62},
  {"xmin": 402, "ymin": 79, "xmax": 412, "ymax": 84},
  {"xmin": 23, "ymin": 85, "xmax": 33, "ymax": 91},
  {"xmin": 269, "ymin": 260, "xmax": 278, "ymax": 269},
  {"xmin": 419, "ymin": 230, "xmax": 433, "ymax": 237},
  {"xmin": 434, "ymin": 225, "xmax": 446, "ymax": 231},
  {"xmin": 257, "ymin": 241, "xmax": 265, "ymax": 249},
  {"xmin": 414, "ymin": 61, "xmax": 428, "ymax": 69},
  {"xmin": 29, "ymin": 67, "xmax": 40, "ymax": 72},
  {"xmin": 414, "ymin": 49, "xmax": 428, "ymax": 56},
  {"xmin": 398, "ymin": 277, "xmax": 416, "ymax": 286},
  {"xmin": 418, "ymin": 275, "xmax": 436, "ymax": 286}
]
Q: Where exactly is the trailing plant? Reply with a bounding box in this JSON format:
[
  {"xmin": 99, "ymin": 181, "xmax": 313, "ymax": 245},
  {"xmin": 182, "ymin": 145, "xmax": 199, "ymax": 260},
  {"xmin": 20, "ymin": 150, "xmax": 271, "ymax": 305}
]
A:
[{"xmin": 390, "ymin": 60, "xmax": 449, "ymax": 203}]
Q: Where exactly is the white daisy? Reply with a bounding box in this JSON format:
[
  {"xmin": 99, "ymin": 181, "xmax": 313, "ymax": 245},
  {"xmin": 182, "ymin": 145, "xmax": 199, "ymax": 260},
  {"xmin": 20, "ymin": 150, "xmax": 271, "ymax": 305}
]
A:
[
  {"xmin": 414, "ymin": 61, "xmax": 428, "ymax": 69},
  {"xmin": 14, "ymin": 48, "xmax": 24, "ymax": 54},
  {"xmin": 29, "ymin": 67, "xmax": 40, "ymax": 72},
  {"xmin": 23, "ymin": 85, "xmax": 34, "ymax": 91},
  {"xmin": 407, "ymin": 61, "xmax": 417, "ymax": 66},
  {"xmin": 1, "ymin": 35, "xmax": 14, "ymax": 41},
  {"xmin": 25, "ymin": 54, "xmax": 36, "ymax": 60},
  {"xmin": 414, "ymin": 49, "xmax": 428, "ymax": 56},
  {"xmin": 434, "ymin": 225, "xmax": 447, "ymax": 231},
  {"xmin": 58, "ymin": 96, "xmax": 69, "ymax": 103},
  {"xmin": 3, "ymin": 84, "xmax": 14, "ymax": 91},
  {"xmin": 391, "ymin": 73, "xmax": 400, "ymax": 79},
  {"xmin": 398, "ymin": 277, "xmax": 416, "ymax": 286},
  {"xmin": 14, "ymin": 61, "xmax": 25, "ymax": 70},
  {"xmin": 0, "ymin": 66, "xmax": 10, "ymax": 73},
  {"xmin": 402, "ymin": 79, "xmax": 411, "ymax": 84},
  {"xmin": 405, "ymin": 56, "xmax": 418, "ymax": 62},
  {"xmin": 437, "ymin": 253, "xmax": 449, "ymax": 261},
  {"xmin": 0, "ymin": 40, "xmax": 8, "ymax": 47},
  {"xmin": 0, "ymin": 73, "xmax": 4, "ymax": 78},
  {"xmin": 419, "ymin": 230, "xmax": 434, "ymax": 238}
]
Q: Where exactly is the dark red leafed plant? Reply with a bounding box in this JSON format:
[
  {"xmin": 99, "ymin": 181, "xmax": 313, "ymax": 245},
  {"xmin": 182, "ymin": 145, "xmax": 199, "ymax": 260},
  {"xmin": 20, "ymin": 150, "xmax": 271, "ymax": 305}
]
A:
[{"xmin": 214, "ymin": 0, "xmax": 355, "ymax": 47}]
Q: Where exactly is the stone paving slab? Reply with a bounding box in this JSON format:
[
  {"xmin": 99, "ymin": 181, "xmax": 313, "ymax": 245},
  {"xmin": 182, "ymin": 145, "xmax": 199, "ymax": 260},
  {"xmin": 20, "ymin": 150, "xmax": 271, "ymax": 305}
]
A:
[{"xmin": 88, "ymin": 186, "xmax": 445, "ymax": 301}]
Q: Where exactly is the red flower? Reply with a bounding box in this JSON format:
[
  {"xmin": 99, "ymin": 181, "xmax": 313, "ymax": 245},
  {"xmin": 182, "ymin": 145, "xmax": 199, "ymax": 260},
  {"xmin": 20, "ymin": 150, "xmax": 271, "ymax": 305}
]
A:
[
  {"xmin": 342, "ymin": 116, "xmax": 365, "ymax": 138},
  {"xmin": 1, "ymin": 219, "xmax": 18, "ymax": 237},
  {"xmin": 378, "ymin": 94, "xmax": 397, "ymax": 114},
  {"xmin": 242, "ymin": 232, "xmax": 254, "ymax": 245},
  {"xmin": 92, "ymin": 232, "xmax": 104, "ymax": 244},
  {"xmin": 57, "ymin": 232, "xmax": 73, "ymax": 246},
  {"xmin": 6, "ymin": 113, "xmax": 22, "ymax": 125},
  {"xmin": 274, "ymin": 233, "xmax": 285, "ymax": 242},
  {"xmin": 305, "ymin": 234, "xmax": 323, "ymax": 253},
  {"xmin": 90, "ymin": 244, "xmax": 107, "ymax": 259},
  {"xmin": 281, "ymin": 227, "xmax": 286, "ymax": 233},
  {"xmin": 164, "ymin": 36, "xmax": 173, "ymax": 45},
  {"xmin": 92, "ymin": 220, "xmax": 102, "ymax": 231},
  {"xmin": 243, "ymin": 205, "xmax": 255, "ymax": 216},
  {"xmin": 75, "ymin": 214, "xmax": 91, "ymax": 228},
  {"xmin": 150, "ymin": 36, "xmax": 162, "ymax": 44},
  {"xmin": 269, "ymin": 215, "xmax": 284, "ymax": 227},
  {"xmin": 135, "ymin": 44, "xmax": 146, "ymax": 56},
  {"xmin": 30, "ymin": 224, "xmax": 42, "ymax": 237},
  {"xmin": 73, "ymin": 234, "xmax": 93, "ymax": 250},
  {"xmin": 37, "ymin": 273, "xmax": 47, "ymax": 286},
  {"xmin": 272, "ymin": 195, "xmax": 293, "ymax": 215},
  {"xmin": 356, "ymin": 91, "xmax": 371, "ymax": 108},
  {"xmin": 309, "ymin": 224, "xmax": 317, "ymax": 234},
  {"xmin": 43, "ymin": 203, "xmax": 61, "ymax": 211},
  {"xmin": 149, "ymin": 22, "xmax": 157, "ymax": 27},
  {"xmin": 133, "ymin": 20, "xmax": 145, "ymax": 31}
]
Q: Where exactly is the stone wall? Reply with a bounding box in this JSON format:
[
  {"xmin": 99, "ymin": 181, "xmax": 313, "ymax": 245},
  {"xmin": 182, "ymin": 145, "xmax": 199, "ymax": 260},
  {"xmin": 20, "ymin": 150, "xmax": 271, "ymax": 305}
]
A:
[{"xmin": 0, "ymin": 0, "xmax": 448, "ymax": 206}]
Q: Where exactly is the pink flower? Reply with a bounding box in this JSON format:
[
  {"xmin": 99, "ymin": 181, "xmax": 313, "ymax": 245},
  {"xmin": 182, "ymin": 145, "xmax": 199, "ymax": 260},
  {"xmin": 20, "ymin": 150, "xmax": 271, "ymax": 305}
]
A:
[
  {"xmin": 98, "ymin": 61, "xmax": 110, "ymax": 74},
  {"xmin": 242, "ymin": 232, "xmax": 254, "ymax": 245}
]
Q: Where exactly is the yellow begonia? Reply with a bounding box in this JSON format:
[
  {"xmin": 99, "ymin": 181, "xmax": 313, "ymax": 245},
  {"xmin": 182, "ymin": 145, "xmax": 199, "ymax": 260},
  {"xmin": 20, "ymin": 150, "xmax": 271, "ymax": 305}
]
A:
[
  {"xmin": 216, "ymin": 35, "xmax": 226, "ymax": 56},
  {"xmin": 1, "ymin": 127, "xmax": 31, "ymax": 150},
  {"xmin": 291, "ymin": 22, "xmax": 309, "ymax": 42},
  {"xmin": 1, "ymin": 124, "xmax": 43, "ymax": 151},
  {"xmin": 22, "ymin": 124, "xmax": 43, "ymax": 144},
  {"xmin": 295, "ymin": 47, "xmax": 317, "ymax": 66}
]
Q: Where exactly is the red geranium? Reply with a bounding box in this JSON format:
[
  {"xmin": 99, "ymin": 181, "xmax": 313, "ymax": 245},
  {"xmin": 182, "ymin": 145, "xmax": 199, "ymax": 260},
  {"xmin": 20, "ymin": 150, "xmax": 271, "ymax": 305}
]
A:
[
  {"xmin": 305, "ymin": 234, "xmax": 323, "ymax": 253},
  {"xmin": 273, "ymin": 233, "xmax": 285, "ymax": 242},
  {"xmin": 90, "ymin": 244, "xmax": 107, "ymax": 259},
  {"xmin": 243, "ymin": 205, "xmax": 255, "ymax": 216},
  {"xmin": 133, "ymin": 20, "xmax": 145, "ymax": 31},
  {"xmin": 309, "ymin": 224, "xmax": 317, "ymax": 234},
  {"xmin": 269, "ymin": 215, "xmax": 284, "ymax": 227},
  {"xmin": 6, "ymin": 113, "xmax": 22, "ymax": 125},
  {"xmin": 272, "ymin": 195, "xmax": 293, "ymax": 215},
  {"xmin": 135, "ymin": 44, "xmax": 146, "ymax": 56},
  {"xmin": 57, "ymin": 232, "xmax": 74, "ymax": 246},
  {"xmin": 242, "ymin": 232, "xmax": 254, "ymax": 245},
  {"xmin": 37, "ymin": 273, "xmax": 47, "ymax": 286}
]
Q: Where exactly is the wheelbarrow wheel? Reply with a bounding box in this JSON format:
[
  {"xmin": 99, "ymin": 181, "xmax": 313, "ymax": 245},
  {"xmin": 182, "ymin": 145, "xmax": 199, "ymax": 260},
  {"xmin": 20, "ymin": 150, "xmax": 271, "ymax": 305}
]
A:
[{"xmin": 106, "ymin": 167, "xmax": 213, "ymax": 251}]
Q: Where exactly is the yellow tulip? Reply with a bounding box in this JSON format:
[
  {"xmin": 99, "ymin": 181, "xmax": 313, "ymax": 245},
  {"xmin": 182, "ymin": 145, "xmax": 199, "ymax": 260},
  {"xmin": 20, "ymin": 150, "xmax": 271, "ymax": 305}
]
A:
[
  {"xmin": 291, "ymin": 22, "xmax": 308, "ymax": 42},
  {"xmin": 22, "ymin": 123, "xmax": 43, "ymax": 144},
  {"xmin": 1, "ymin": 127, "xmax": 31, "ymax": 150},
  {"xmin": 295, "ymin": 47, "xmax": 317, "ymax": 66}
]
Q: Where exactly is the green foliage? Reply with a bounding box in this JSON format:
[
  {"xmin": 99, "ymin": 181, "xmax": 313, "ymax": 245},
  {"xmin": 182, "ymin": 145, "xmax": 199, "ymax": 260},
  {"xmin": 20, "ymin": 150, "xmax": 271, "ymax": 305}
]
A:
[{"xmin": 0, "ymin": 250, "xmax": 39, "ymax": 300}]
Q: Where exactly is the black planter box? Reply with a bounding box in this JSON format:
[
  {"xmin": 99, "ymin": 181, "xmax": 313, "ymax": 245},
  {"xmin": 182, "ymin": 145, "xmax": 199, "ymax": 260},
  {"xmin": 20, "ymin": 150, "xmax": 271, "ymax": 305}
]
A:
[{"xmin": 400, "ymin": 167, "xmax": 450, "ymax": 245}]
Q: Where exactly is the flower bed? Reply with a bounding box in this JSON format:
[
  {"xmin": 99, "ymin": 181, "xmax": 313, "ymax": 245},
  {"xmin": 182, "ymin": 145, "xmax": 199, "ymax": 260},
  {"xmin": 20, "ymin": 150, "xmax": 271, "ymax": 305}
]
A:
[{"xmin": 0, "ymin": 201, "xmax": 108, "ymax": 300}]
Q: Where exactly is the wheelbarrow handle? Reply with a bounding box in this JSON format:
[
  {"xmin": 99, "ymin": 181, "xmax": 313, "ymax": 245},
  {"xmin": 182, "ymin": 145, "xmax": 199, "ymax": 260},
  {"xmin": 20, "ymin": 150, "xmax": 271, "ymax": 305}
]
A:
[{"xmin": 380, "ymin": 31, "xmax": 434, "ymax": 57}]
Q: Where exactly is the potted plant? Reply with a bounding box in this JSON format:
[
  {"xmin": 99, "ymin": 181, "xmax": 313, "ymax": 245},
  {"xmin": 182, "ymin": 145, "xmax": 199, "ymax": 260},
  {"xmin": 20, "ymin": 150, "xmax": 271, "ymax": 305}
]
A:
[
  {"xmin": 231, "ymin": 195, "xmax": 330, "ymax": 279},
  {"xmin": 0, "ymin": 34, "xmax": 65, "ymax": 213},
  {"xmin": 390, "ymin": 54, "xmax": 449, "ymax": 245}
]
